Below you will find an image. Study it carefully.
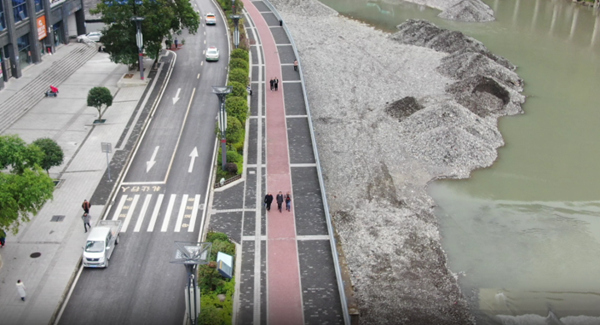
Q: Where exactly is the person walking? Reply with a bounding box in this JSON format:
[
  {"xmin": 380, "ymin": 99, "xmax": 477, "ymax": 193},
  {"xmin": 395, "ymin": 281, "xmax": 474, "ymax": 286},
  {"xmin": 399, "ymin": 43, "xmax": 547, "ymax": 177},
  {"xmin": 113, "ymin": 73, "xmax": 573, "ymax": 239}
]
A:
[
  {"xmin": 269, "ymin": 78, "xmax": 274, "ymax": 91},
  {"xmin": 285, "ymin": 192, "xmax": 292, "ymax": 212},
  {"xmin": 82, "ymin": 213, "xmax": 92, "ymax": 233},
  {"xmin": 276, "ymin": 191, "xmax": 284, "ymax": 213},
  {"xmin": 247, "ymin": 85, "xmax": 252, "ymax": 96},
  {"xmin": 0, "ymin": 229, "xmax": 6, "ymax": 247},
  {"xmin": 82, "ymin": 199, "xmax": 91, "ymax": 214},
  {"xmin": 174, "ymin": 38, "xmax": 178, "ymax": 48},
  {"xmin": 274, "ymin": 78, "xmax": 279, "ymax": 91},
  {"xmin": 16, "ymin": 280, "xmax": 26, "ymax": 301},
  {"xmin": 264, "ymin": 193, "xmax": 274, "ymax": 211},
  {"xmin": 293, "ymin": 60, "xmax": 298, "ymax": 72}
]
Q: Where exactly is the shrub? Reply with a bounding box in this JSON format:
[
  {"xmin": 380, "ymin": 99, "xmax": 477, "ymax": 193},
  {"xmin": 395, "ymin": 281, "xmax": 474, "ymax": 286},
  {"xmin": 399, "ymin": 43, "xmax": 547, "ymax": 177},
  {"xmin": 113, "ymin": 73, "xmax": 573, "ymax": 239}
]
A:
[
  {"xmin": 227, "ymin": 81, "xmax": 246, "ymax": 98},
  {"xmin": 225, "ymin": 117, "xmax": 244, "ymax": 144},
  {"xmin": 225, "ymin": 96, "xmax": 248, "ymax": 122},
  {"xmin": 226, "ymin": 150, "xmax": 243, "ymax": 163},
  {"xmin": 228, "ymin": 68, "xmax": 249, "ymax": 86},
  {"xmin": 225, "ymin": 162, "xmax": 238, "ymax": 174},
  {"xmin": 231, "ymin": 48, "xmax": 248, "ymax": 61},
  {"xmin": 229, "ymin": 58, "xmax": 248, "ymax": 73},
  {"xmin": 207, "ymin": 231, "xmax": 229, "ymax": 243}
]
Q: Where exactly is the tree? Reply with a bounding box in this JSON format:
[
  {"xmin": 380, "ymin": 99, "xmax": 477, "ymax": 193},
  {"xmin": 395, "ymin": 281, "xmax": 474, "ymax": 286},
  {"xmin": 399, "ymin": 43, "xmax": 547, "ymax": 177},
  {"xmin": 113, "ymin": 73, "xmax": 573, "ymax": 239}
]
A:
[
  {"xmin": 0, "ymin": 135, "xmax": 54, "ymax": 234},
  {"xmin": 32, "ymin": 138, "xmax": 64, "ymax": 175},
  {"xmin": 87, "ymin": 87, "xmax": 113, "ymax": 120},
  {"xmin": 91, "ymin": 0, "xmax": 200, "ymax": 69}
]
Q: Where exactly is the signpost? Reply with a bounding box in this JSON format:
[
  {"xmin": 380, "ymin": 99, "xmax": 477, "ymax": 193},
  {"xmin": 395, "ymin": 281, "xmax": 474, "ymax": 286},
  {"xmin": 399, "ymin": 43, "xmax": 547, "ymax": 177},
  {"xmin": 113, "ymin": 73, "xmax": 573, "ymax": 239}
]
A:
[{"xmin": 101, "ymin": 142, "xmax": 112, "ymax": 181}]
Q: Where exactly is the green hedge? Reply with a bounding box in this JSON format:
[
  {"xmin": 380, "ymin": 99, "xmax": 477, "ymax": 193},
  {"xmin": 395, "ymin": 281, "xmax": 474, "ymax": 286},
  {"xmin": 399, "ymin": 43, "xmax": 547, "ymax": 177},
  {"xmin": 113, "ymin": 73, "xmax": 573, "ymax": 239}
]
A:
[
  {"xmin": 197, "ymin": 232, "xmax": 236, "ymax": 325},
  {"xmin": 225, "ymin": 96, "xmax": 248, "ymax": 122},
  {"xmin": 227, "ymin": 81, "xmax": 247, "ymax": 98},
  {"xmin": 231, "ymin": 48, "xmax": 249, "ymax": 61},
  {"xmin": 229, "ymin": 58, "xmax": 249, "ymax": 73},
  {"xmin": 229, "ymin": 68, "xmax": 249, "ymax": 86}
]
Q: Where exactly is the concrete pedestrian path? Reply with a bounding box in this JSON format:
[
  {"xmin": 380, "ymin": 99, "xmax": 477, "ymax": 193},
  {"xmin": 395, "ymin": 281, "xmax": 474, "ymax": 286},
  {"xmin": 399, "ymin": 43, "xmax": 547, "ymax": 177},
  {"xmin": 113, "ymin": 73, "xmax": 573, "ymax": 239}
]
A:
[
  {"xmin": 0, "ymin": 42, "xmax": 168, "ymax": 325},
  {"xmin": 208, "ymin": 1, "xmax": 349, "ymax": 324}
]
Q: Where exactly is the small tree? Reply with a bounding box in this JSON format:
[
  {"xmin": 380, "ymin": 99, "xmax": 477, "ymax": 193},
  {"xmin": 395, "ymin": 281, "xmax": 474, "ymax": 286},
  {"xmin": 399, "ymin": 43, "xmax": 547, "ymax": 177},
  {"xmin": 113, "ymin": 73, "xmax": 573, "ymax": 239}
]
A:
[
  {"xmin": 87, "ymin": 87, "xmax": 113, "ymax": 120},
  {"xmin": 32, "ymin": 138, "xmax": 64, "ymax": 175}
]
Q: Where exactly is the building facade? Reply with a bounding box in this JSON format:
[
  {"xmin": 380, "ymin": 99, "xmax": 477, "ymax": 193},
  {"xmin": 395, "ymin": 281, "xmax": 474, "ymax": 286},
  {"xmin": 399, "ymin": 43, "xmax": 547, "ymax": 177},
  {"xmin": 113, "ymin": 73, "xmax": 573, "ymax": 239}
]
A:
[{"xmin": 0, "ymin": 0, "xmax": 86, "ymax": 90}]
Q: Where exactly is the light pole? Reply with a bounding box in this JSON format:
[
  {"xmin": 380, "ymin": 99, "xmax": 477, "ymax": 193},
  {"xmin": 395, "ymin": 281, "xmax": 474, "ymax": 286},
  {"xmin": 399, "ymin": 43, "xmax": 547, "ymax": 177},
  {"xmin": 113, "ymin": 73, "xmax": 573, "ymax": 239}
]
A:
[
  {"xmin": 171, "ymin": 241, "xmax": 212, "ymax": 325},
  {"xmin": 230, "ymin": 15, "xmax": 241, "ymax": 48},
  {"xmin": 132, "ymin": 17, "xmax": 145, "ymax": 80},
  {"xmin": 212, "ymin": 86, "xmax": 233, "ymax": 170},
  {"xmin": 231, "ymin": 0, "xmax": 236, "ymax": 15}
]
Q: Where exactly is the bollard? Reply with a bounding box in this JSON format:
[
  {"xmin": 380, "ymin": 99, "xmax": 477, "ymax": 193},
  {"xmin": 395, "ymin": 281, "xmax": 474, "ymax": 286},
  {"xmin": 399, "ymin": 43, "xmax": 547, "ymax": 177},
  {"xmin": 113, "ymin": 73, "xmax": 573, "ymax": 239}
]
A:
[{"xmin": 279, "ymin": 20, "xmax": 283, "ymax": 26}]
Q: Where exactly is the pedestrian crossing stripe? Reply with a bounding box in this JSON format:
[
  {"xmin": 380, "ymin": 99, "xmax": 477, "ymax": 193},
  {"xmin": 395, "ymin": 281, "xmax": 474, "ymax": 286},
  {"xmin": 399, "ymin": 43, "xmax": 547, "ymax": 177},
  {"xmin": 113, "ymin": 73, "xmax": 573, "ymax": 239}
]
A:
[{"xmin": 110, "ymin": 194, "xmax": 202, "ymax": 233}]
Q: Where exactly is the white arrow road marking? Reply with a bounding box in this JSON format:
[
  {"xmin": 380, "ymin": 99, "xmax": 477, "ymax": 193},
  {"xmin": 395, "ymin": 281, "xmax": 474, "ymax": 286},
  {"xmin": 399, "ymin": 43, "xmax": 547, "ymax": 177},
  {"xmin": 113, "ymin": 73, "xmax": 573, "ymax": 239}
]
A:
[
  {"xmin": 146, "ymin": 146, "xmax": 159, "ymax": 172},
  {"xmin": 188, "ymin": 147, "xmax": 198, "ymax": 173},
  {"xmin": 172, "ymin": 88, "xmax": 181, "ymax": 105}
]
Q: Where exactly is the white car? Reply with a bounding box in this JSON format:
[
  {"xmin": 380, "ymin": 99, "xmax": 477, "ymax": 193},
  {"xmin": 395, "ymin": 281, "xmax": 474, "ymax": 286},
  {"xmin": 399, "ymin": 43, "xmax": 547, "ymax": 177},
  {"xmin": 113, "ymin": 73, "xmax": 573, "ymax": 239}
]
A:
[
  {"xmin": 206, "ymin": 13, "xmax": 216, "ymax": 25},
  {"xmin": 206, "ymin": 47, "xmax": 219, "ymax": 61},
  {"xmin": 77, "ymin": 31, "xmax": 103, "ymax": 43}
]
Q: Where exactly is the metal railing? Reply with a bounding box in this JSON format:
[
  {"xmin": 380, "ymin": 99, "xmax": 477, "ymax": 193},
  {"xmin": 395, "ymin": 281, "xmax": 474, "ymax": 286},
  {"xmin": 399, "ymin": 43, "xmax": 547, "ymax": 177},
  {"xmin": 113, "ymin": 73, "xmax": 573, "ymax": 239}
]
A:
[{"xmin": 261, "ymin": 1, "xmax": 351, "ymax": 324}]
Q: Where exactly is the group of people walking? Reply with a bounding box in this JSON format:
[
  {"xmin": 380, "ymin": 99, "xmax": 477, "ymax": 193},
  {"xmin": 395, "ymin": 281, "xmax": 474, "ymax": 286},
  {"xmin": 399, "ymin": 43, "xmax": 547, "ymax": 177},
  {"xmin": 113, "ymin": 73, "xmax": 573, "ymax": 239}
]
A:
[
  {"xmin": 264, "ymin": 191, "xmax": 292, "ymax": 213},
  {"xmin": 269, "ymin": 77, "xmax": 279, "ymax": 91}
]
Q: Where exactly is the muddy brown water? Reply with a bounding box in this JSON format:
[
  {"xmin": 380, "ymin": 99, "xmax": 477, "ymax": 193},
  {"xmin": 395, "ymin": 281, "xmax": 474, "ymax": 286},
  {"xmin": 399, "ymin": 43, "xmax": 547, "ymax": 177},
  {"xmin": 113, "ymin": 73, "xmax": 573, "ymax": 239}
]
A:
[{"xmin": 318, "ymin": 0, "xmax": 600, "ymax": 323}]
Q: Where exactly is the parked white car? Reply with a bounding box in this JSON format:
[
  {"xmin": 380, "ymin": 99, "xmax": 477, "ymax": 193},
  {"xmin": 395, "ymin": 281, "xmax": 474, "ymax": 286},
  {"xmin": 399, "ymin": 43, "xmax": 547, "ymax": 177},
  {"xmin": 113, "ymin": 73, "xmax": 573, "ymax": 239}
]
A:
[{"xmin": 77, "ymin": 31, "xmax": 103, "ymax": 43}]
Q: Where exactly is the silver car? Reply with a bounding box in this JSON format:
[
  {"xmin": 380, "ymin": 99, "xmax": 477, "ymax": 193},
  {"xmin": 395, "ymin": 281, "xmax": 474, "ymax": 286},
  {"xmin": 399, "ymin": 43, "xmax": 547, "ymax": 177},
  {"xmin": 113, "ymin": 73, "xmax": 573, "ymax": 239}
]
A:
[{"xmin": 77, "ymin": 31, "xmax": 103, "ymax": 43}]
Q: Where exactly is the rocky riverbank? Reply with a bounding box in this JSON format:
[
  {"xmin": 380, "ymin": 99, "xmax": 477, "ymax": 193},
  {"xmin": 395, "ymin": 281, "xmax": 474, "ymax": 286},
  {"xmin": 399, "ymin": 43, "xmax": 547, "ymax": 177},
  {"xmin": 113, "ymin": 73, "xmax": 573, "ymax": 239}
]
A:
[{"xmin": 269, "ymin": 0, "xmax": 525, "ymax": 323}]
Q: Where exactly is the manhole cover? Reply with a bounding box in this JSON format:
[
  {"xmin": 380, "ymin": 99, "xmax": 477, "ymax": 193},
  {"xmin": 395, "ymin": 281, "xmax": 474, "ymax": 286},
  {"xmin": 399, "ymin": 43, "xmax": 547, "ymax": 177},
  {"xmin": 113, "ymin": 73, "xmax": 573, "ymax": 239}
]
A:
[
  {"xmin": 51, "ymin": 215, "xmax": 65, "ymax": 222},
  {"xmin": 30, "ymin": 252, "xmax": 41, "ymax": 258}
]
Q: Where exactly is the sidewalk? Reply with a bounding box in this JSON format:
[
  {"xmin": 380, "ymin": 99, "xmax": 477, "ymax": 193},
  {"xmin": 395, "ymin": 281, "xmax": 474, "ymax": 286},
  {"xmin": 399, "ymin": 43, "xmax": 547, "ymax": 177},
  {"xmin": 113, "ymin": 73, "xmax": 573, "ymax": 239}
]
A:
[
  {"xmin": 0, "ymin": 43, "xmax": 165, "ymax": 325},
  {"xmin": 207, "ymin": 1, "xmax": 348, "ymax": 324}
]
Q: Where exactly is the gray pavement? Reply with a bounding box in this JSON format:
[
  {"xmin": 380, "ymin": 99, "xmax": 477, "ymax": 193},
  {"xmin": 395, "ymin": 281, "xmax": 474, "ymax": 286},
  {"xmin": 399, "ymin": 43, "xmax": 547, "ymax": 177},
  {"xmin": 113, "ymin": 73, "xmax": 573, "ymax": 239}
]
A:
[{"xmin": 0, "ymin": 42, "xmax": 168, "ymax": 325}]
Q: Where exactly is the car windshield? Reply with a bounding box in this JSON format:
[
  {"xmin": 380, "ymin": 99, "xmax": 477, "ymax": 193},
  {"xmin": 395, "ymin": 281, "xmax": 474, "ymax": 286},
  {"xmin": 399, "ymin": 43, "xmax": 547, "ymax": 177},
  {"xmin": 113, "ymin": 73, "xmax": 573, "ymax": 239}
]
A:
[
  {"xmin": 85, "ymin": 240, "xmax": 104, "ymax": 253},
  {"xmin": 207, "ymin": 15, "xmax": 215, "ymax": 18}
]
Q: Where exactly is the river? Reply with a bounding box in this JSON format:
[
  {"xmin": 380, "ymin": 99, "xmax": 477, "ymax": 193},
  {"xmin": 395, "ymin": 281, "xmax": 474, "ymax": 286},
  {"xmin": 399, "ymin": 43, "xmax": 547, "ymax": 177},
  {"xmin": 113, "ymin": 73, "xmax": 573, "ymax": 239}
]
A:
[{"xmin": 317, "ymin": 0, "xmax": 600, "ymax": 323}]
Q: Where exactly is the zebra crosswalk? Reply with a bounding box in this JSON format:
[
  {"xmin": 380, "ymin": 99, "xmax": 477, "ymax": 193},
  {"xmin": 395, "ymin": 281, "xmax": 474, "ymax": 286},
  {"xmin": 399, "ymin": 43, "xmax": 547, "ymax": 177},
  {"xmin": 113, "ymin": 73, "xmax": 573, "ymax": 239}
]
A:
[{"xmin": 110, "ymin": 193, "xmax": 202, "ymax": 233}]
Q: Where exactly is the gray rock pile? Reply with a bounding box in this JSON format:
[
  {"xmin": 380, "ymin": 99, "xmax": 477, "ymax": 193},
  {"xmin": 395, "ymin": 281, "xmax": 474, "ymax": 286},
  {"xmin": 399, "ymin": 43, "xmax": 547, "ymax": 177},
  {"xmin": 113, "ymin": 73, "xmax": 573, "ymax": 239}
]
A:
[
  {"xmin": 270, "ymin": 0, "xmax": 524, "ymax": 323},
  {"xmin": 401, "ymin": 0, "xmax": 495, "ymax": 22}
]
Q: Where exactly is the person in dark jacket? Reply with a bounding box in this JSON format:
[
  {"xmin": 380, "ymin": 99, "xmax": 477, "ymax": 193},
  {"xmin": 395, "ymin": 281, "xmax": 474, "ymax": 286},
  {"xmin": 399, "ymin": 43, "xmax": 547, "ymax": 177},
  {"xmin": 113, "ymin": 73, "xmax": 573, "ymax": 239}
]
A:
[
  {"xmin": 264, "ymin": 193, "xmax": 274, "ymax": 211},
  {"xmin": 270, "ymin": 78, "xmax": 274, "ymax": 91},
  {"xmin": 276, "ymin": 191, "xmax": 284, "ymax": 213},
  {"xmin": 82, "ymin": 199, "xmax": 91, "ymax": 214}
]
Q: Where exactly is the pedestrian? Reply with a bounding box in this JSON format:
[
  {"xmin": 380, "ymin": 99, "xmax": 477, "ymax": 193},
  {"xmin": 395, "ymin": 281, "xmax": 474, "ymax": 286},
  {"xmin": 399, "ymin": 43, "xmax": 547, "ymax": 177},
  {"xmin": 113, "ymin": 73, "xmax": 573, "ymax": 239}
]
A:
[
  {"xmin": 82, "ymin": 199, "xmax": 91, "ymax": 214},
  {"xmin": 165, "ymin": 39, "xmax": 170, "ymax": 49},
  {"xmin": 293, "ymin": 60, "xmax": 298, "ymax": 72},
  {"xmin": 274, "ymin": 78, "xmax": 279, "ymax": 91},
  {"xmin": 247, "ymin": 85, "xmax": 252, "ymax": 96},
  {"xmin": 0, "ymin": 229, "xmax": 6, "ymax": 247},
  {"xmin": 269, "ymin": 78, "xmax": 274, "ymax": 91},
  {"xmin": 264, "ymin": 193, "xmax": 273, "ymax": 211},
  {"xmin": 285, "ymin": 192, "xmax": 291, "ymax": 212},
  {"xmin": 16, "ymin": 280, "xmax": 26, "ymax": 301},
  {"xmin": 82, "ymin": 213, "xmax": 92, "ymax": 233},
  {"xmin": 276, "ymin": 191, "xmax": 284, "ymax": 213},
  {"xmin": 174, "ymin": 38, "xmax": 178, "ymax": 48}
]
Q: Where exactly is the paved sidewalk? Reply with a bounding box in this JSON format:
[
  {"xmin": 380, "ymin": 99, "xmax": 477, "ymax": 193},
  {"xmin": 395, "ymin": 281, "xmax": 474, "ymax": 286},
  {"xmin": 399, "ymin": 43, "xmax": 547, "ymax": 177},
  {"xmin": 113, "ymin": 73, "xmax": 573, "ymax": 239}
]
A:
[
  {"xmin": 208, "ymin": 1, "xmax": 348, "ymax": 324},
  {"xmin": 0, "ymin": 43, "xmax": 167, "ymax": 325}
]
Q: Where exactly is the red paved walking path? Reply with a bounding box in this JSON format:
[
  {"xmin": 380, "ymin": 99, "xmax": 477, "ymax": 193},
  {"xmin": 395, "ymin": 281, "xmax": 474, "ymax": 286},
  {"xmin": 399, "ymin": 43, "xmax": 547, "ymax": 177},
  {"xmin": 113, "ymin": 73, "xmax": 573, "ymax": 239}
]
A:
[{"xmin": 242, "ymin": 1, "xmax": 304, "ymax": 324}]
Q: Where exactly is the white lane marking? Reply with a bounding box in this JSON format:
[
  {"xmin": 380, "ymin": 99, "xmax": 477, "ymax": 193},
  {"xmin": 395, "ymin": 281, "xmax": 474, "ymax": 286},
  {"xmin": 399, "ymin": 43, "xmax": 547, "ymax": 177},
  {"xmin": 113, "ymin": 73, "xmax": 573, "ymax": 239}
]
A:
[
  {"xmin": 121, "ymin": 195, "xmax": 139, "ymax": 232},
  {"xmin": 161, "ymin": 194, "xmax": 177, "ymax": 232},
  {"xmin": 112, "ymin": 195, "xmax": 127, "ymax": 220},
  {"xmin": 188, "ymin": 194, "xmax": 201, "ymax": 232},
  {"xmin": 188, "ymin": 147, "xmax": 198, "ymax": 173},
  {"xmin": 146, "ymin": 146, "xmax": 160, "ymax": 172},
  {"xmin": 175, "ymin": 194, "xmax": 188, "ymax": 232},
  {"xmin": 172, "ymin": 88, "xmax": 181, "ymax": 105},
  {"xmin": 134, "ymin": 194, "xmax": 152, "ymax": 232},
  {"xmin": 147, "ymin": 194, "xmax": 164, "ymax": 232}
]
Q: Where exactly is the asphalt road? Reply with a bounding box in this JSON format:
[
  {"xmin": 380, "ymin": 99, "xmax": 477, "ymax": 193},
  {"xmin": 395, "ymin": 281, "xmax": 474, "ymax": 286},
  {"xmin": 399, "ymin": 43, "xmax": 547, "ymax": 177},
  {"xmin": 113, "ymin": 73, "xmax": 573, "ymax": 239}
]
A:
[{"xmin": 57, "ymin": 0, "xmax": 229, "ymax": 323}]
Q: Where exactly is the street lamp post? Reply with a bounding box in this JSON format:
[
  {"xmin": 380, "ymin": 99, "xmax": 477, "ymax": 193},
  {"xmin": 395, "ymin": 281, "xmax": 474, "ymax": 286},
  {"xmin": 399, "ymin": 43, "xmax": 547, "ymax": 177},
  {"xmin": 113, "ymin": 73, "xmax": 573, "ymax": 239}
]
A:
[
  {"xmin": 231, "ymin": 0, "xmax": 235, "ymax": 15},
  {"xmin": 132, "ymin": 17, "xmax": 145, "ymax": 80},
  {"xmin": 212, "ymin": 86, "xmax": 233, "ymax": 170},
  {"xmin": 230, "ymin": 15, "xmax": 241, "ymax": 48}
]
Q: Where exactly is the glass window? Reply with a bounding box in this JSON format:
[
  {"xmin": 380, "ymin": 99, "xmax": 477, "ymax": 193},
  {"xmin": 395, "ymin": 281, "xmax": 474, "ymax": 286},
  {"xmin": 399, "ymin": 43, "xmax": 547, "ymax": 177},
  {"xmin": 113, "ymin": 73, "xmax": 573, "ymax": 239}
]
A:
[
  {"xmin": 34, "ymin": 0, "xmax": 43, "ymax": 12},
  {"xmin": 0, "ymin": 1, "xmax": 6, "ymax": 31},
  {"xmin": 12, "ymin": 0, "xmax": 28, "ymax": 23},
  {"xmin": 17, "ymin": 34, "xmax": 31, "ymax": 69}
]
